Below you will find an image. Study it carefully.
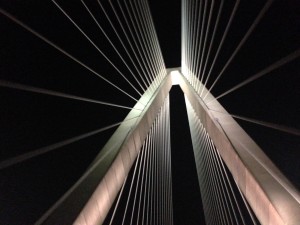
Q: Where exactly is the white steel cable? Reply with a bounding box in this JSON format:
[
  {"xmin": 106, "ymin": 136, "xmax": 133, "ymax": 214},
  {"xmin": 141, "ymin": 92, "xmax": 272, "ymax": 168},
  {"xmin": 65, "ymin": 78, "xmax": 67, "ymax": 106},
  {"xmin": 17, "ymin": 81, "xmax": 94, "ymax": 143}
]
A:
[
  {"xmin": 0, "ymin": 8, "xmax": 139, "ymax": 103},
  {"xmin": 205, "ymin": 0, "xmax": 274, "ymax": 98},
  {"xmin": 96, "ymin": 0, "xmax": 149, "ymax": 89},
  {"xmin": 81, "ymin": 0, "xmax": 146, "ymax": 93},
  {"xmin": 51, "ymin": 0, "xmax": 143, "ymax": 97}
]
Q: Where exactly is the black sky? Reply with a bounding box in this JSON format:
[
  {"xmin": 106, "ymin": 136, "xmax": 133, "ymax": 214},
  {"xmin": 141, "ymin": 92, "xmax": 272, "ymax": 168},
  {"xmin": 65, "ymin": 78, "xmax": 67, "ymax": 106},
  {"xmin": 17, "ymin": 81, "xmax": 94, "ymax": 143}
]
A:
[
  {"xmin": 170, "ymin": 86, "xmax": 205, "ymax": 225},
  {"xmin": 0, "ymin": 0, "xmax": 299, "ymax": 224}
]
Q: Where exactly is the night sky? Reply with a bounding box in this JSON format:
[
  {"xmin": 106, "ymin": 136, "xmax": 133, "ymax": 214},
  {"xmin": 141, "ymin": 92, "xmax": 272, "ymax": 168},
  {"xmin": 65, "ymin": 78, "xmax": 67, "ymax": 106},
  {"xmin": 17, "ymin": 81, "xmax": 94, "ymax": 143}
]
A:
[{"xmin": 0, "ymin": 0, "xmax": 299, "ymax": 224}]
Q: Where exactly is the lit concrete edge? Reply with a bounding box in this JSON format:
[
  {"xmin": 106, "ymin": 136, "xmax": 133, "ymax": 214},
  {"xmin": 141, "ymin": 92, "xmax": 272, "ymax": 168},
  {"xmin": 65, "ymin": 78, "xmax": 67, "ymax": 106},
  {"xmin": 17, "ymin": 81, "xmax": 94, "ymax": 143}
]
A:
[
  {"xmin": 177, "ymin": 70, "xmax": 300, "ymax": 225},
  {"xmin": 36, "ymin": 73, "xmax": 172, "ymax": 225}
]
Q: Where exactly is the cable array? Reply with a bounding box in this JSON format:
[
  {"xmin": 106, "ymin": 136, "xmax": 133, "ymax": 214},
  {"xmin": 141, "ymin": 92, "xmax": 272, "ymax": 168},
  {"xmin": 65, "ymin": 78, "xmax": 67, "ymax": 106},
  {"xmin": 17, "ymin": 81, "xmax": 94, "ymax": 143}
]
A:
[
  {"xmin": 181, "ymin": 0, "xmax": 299, "ymax": 102},
  {"xmin": 181, "ymin": 0, "xmax": 299, "ymax": 134},
  {"xmin": 0, "ymin": 0, "xmax": 166, "ymax": 170}
]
